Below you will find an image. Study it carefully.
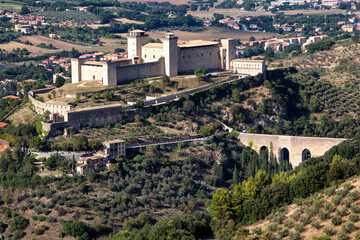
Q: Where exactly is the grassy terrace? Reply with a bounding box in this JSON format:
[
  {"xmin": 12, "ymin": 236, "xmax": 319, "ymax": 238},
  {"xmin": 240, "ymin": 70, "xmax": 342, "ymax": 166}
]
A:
[
  {"xmin": 50, "ymin": 120, "xmax": 194, "ymax": 147},
  {"xmin": 37, "ymin": 74, "xmax": 231, "ymax": 110}
]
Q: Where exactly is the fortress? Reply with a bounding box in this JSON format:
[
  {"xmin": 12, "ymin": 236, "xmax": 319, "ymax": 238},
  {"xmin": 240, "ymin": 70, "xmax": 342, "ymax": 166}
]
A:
[{"xmin": 71, "ymin": 30, "xmax": 239, "ymax": 86}]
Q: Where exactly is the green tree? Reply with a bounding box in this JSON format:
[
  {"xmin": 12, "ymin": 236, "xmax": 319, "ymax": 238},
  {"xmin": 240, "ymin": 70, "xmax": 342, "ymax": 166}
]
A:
[
  {"xmin": 55, "ymin": 76, "xmax": 65, "ymax": 88},
  {"xmin": 161, "ymin": 75, "xmax": 171, "ymax": 87}
]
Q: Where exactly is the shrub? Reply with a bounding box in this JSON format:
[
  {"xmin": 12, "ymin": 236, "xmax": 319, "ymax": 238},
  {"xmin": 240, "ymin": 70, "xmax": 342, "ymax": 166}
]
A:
[
  {"xmin": 12, "ymin": 230, "xmax": 25, "ymax": 239},
  {"xmin": 299, "ymin": 216, "xmax": 310, "ymax": 225},
  {"xmin": 294, "ymin": 223, "xmax": 305, "ymax": 233},
  {"xmin": 349, "ymin": 214, "xmax": 359, "ymax": 222},
  {"xmin": 291, "ymin": 210, "xmax": 301, "ymax": 221},
  {"xmin": 324, "ymin": 202, "xmax": 334, "ymax": 212},
  {"xmin": 324, "ymin": 186, "xmax": 336, "ymax": 196},
  {"xmin": 9, "ymin": 215, "xmax": 29, "ymax": 232},
  {"xmin": 351, "ymin": 205, "xmax": 360, "ymax": 214},
  {"xmin": 275, "ymin": 214, "xmax": 285, "ymax": 224},
  {"xmin": 311, "ymin": 221, "xmax": 322, "ymax": 229},
  {"xmin": 267, "ymin": 223, "xmax": 277, "ymax": 232},
  {"xmin": 251, "ymin": 227, "xmax": 262, "ymax": 235},
  {"xmin": 62, "ymin": 221, "xmax": 92, "ymax": 239},
  {"xmin": 336, "ymin": 207, "xmax": 349, "ymax": 217},
  {"xmin": 277, "ymin": 228, "xmax": 289, "ymax": 238},
  {"xmin": 337, "ymin": 230, "xmax": 349, "ymax": 240},
  {"xmin": 33, "ymin": 225, "xmax": 48, "ymax": 235},
  {"xmin": 324, "ymin": 227, "xmax": 335, "ymax": 236},
  {"xmin": 319, "ymin": 211, "xmax": 330, "ymax": 221},
  {"xmin": 348, "ymin": 190, "xmax": 359, "ymax": 202},
  {"xmin": 331, "ymin": 215, "xmax": 342, "ymax": 226},
  {"xmin": 289, "ymin": 231, "xmax": 301, "ymax": 240},
  {"xmin": 284, "ymin": 219, "xmax": 294, "ymax": 228},
  {"xmin": 313, "ymin": 236, "xmax": 331, "ymax": 240},
  {"xmin": 332, "ymin": 195, "xmax": 342, "ymax": 206},
  {"xmin": 342, "ymin": 222, "xmax": 357, "ymax": 233},
  {"xmin": 355, "ymin": 231, "xmax": 360, "ymax": 239},
  {"xmin": 46, "ymin": 216, "xmax": 56, "ymax": 222}
]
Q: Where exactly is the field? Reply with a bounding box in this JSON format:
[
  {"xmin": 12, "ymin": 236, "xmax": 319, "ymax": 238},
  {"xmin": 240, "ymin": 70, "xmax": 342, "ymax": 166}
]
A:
[
  {"xmin": 0, "ymin": 0, "xmax": 24, "ymax": 9},
  {"xmin": 115, "ymin": 18, "xmax": 145, "ymax": 25},
  {"xmin": 145, "ymin": 27, "xmax": 280, "ymax": 41},
  {"xmin": 117, "ymin": 0, "xmax": 191, "ymax": 5},
  {"xmin": 0, "ymin": 41, "xmax": 57, "ymax": 56},
  {"xmin": 0, "ymin": 36, "xmax": 127, "ymax": 56},
  {"xmin": 246, "ymin": 176, "xmax": 360, "ymax": 239},
  {"xmin": 188, "ymin": 8, "xmax": 348, "ymax": 18},
  {"xmin": 87, "ymin": 23, "xmax": 111, "ymax": 29}
]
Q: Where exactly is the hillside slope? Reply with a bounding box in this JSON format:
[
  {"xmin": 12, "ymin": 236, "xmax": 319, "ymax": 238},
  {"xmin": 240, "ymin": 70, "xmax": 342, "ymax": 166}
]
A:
[{"xmin": 245, "ymin": 175, "xmax": 360, "ymax": 240}]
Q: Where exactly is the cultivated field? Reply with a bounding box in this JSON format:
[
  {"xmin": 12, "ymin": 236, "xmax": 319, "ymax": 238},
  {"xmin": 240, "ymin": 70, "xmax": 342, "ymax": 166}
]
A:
[
  {"xmin": 87, "ymin": 23, "xmax": 111, "ymax": 29},
  {"xmin": 0, "ymin": 41, "xmax": 57, "ymax": 56},
  {"xmin": 0, "ymin": 36, "xmax": 127, "ymax": 56},
  {"xmin": 115, "ymin": 18, "xmax": 145, "ymax": 25},
  {"xmin": 146, "ymin": 27, "xmax": 280, "ymax": 41},
  {"xmin": 188, "ymin": 8, "xmax": 347, "ymax": 18},
  {"xmin": 0, "ymin": 0, "xmax": 23, "ymax": 9}
]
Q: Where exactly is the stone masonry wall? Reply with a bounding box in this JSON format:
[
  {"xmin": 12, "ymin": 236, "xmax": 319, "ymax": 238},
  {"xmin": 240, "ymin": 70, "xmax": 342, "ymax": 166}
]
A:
[
  {"xmin": 178, "ymin": 45, "xmax": 221, "ymax": 73},
  {"xmin": 116, "ymin": 57, "xmax": 165, "ymax": 83},
  {"xmin": 238, "ymin": 133, "xmax": 346, "ymax": 167}
]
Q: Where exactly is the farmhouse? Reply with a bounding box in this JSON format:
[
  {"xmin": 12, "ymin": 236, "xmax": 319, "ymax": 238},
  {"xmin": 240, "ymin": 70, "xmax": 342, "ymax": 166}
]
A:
[{"xmin": 71, "ymin": 30, "xmax": 237, "ymax": 86}]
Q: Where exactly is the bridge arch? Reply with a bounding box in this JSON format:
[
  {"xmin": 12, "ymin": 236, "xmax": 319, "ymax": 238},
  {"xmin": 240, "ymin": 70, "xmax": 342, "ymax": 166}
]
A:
[
  {"xmin": 302, "ymin": 148, "xmax": 311, "ymax": 162},
  {"xmin": 259, "ymin": 146, "xmax": 269, "ymax": 161},
  {"xmin": 280, "ymin": 147, "xmax": 289, "ymax": 162}
]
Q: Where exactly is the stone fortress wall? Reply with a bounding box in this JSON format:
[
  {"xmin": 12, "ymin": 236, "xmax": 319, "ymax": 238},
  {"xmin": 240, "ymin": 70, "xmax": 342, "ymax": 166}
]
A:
[
  {"xmin": 115, "ymin": 57, "xmax": 165, "ymax": 83},
  {"xmin": 65, "ymin": 104, "xmax": 123, "ymax": 130},
  {"xmin": 29, "ymin": 88, "xmax": 73, "ymax": 118},
  {"xmin": 178, "ymin": 44, "xmax": 221, "ymax": 73}
]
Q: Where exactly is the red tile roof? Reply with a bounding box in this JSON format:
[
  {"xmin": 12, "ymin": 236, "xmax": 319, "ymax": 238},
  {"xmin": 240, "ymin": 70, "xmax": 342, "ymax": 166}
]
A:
[
  {"xmin": 0, "ymin": 123, "xmax": 8, "ymax": 128},
  {"xmin": 24, "ymin": 79, "xmax": 35, "ymax": 82},
  {"xmin": 3, "ymin": 95, "xmax": 20, "ymax": 100}
]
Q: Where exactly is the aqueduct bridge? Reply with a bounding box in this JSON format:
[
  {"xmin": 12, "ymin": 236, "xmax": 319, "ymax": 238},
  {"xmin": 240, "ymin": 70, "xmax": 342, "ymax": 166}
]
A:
[{"xmin": 237, "ymin": 133, "xmax": 347, "ymax": 167}]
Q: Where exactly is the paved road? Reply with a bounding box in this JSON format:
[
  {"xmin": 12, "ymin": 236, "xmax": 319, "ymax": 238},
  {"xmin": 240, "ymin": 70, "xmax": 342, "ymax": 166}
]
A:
[{"xmin": 25, "ymin": 149, "xmax": 96, "ymax": 160}]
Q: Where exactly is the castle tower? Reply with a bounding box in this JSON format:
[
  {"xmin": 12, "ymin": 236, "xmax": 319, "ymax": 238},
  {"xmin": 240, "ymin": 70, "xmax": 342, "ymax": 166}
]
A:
[
  {"xmin": 220, "ymin": 39, "xmax": 236, "ymax": 70},
  {"xmin": 127, "ymin": 30, "xmax": 148, "ymax": 61},
  {"xmin": 163, "ymin": 33, "xmax": 178, "ymax": 77},
  {"xmin": 71, "ymin": 58, "xmax": 85, "ymax": 84}
]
